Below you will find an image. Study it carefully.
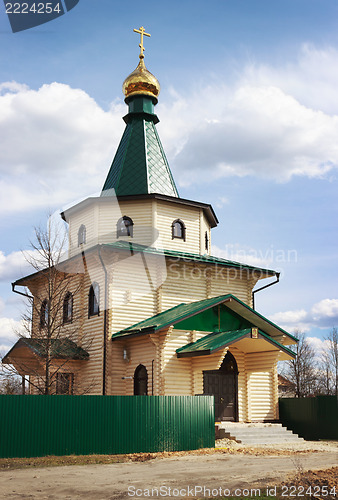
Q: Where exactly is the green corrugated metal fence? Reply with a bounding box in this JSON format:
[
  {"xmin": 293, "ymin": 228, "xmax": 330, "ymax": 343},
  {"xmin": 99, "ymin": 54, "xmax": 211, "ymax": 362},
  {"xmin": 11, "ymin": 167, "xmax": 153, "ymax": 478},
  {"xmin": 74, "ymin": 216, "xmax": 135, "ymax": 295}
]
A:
[
  {"xmin": 279, "ymin": 395, "xmax": 338, "ymax": 440},
  {"xmin": 0, "ymin": 395, "xmax": 215, "ymax": 458}
]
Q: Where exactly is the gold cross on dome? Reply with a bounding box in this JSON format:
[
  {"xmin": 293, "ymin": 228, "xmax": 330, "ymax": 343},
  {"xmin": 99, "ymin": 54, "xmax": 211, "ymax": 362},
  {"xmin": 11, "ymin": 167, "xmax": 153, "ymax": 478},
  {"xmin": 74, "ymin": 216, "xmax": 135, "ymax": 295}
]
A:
[{"xmin": 133, "ymin": 26, "xmax": 151, "ymax": 58}]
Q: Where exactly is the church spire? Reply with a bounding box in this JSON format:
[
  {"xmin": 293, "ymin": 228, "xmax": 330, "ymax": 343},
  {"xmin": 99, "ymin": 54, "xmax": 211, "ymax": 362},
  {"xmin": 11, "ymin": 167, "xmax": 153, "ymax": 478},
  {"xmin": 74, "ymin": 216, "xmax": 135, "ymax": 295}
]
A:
[{"xmin": 101, "ymin": 27, "xmax": 178, "ymax": 198}]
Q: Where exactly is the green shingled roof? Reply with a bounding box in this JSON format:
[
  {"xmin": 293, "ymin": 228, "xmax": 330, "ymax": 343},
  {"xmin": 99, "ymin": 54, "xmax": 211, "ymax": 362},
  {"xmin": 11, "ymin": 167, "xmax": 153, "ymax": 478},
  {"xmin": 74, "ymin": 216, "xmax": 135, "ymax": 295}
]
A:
[
  {"xmin": 101, "ymin": 96, "xmax": 178, "ymax": 197},
  {"xmin": 111, "ymin": 293, "xmax": 297, "ymax": 344},
  {"xmin": 111, "ymin": 295, "xmax": 234, "ymax": 339},
  {"xmin": 176, "ymin": 328, "xmax": 296, "ymax": 358},
  {"xmin": 2, "ymin": 338, "xmax": 89, "ymax": 362},
  {"xmin": 104, "ymin": 240, "xmax": 276, "ymax": 275}
]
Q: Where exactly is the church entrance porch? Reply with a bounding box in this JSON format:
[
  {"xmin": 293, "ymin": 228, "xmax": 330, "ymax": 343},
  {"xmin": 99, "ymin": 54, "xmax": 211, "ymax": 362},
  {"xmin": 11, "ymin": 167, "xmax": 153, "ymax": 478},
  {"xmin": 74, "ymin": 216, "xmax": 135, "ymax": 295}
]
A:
[{"xmin": 110, "ymin": 294, "xmax": 297, "ymax": 421}]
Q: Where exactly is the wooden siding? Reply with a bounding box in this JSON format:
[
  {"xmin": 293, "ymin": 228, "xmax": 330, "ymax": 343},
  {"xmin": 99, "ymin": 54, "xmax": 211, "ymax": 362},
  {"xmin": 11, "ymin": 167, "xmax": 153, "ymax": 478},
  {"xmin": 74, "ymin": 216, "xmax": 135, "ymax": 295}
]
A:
[
  {"xmin": 156, "ymin": 200, "xmax": 203, "ymax": 254},
  {"xmin": 162, "ymin": 261, "xmax": 207, "ymax": 310},
  {"xmin": 101, "ymin": 200, "xmax": 153, "ymax": 247},
  {"xmin": 67, "ymin": 197, "xmax": 213, "ymax": 257},
  {"xmin": 161, "ymin": 329, "xmax": 192, "ymax": 395},
  {"xmin": 162, "ymin": 260, "xmax": 256, "ymax": 310},
  {"xmin": 108, "ymin": 335, "xmax": 157, "ymax": 396},
  {"xmin": 108, "ymin": 254, "xmax": 157, "ymax": 333},
  {"xmin": 76, "ymin": 255, "xmax": 106, "ymax": 395},
  {"xmin": 229, "ymin": 347, "xmax": 246, "ymax": 422},
  {"xmin": 245, "ymin": 351, "xmax": 279, "ymax": 421},
  {"xmin": 68, "ymin": 204, "xmax": 98, "ymax": 258},
  {"xmin": 210, "ymin": 267, "xmax": 257, "ymax": 305},
  {"xmin": 199, "ymin": 211, "xmax": 211, "ymax": 255}
]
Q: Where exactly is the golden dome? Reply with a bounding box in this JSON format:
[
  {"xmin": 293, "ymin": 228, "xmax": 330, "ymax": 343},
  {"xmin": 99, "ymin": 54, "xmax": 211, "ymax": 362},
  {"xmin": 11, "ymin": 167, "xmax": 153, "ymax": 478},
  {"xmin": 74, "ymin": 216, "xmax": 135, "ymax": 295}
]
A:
[{"xmin": 122, "ymin": 57, "xmax": 160, "ymax": 103}]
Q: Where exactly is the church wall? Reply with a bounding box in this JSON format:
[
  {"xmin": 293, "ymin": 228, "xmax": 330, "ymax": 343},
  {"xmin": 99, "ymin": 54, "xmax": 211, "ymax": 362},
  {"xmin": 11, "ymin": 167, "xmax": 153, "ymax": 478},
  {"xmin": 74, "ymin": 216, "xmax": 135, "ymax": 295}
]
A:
[
  {"xmin": 108, "ymin": 253, "xmax": 157, "ymax": 333},
  {"xmin": 162, "ymin": 260, "xmax": 255, "ymax": 311},
  {"xmin": 98, "ymin": 200, "xmax": 154, "ymax": 247},
  {"xmin": 245, "ymin": 351, "xmax": 279, "ymax": 421},
  {"xmin": 161, "ymin": 329, "xmax": 193, "ymax": 395},
  {"xmin": 162, "ymin": 261, "xmax": 209, "ymax": 310},
  {"xmin": 156, "ymin": 201, "xmax": 202, "ymax": 254},
  {"xmin": 108, "ymin": 336, "xmax": 157, "ymax": 396},
  {"xmin": 210, "ymin": 267, "xmax": 255, "ymax": 305},
  {"xmin": 75, "ymin": 256, "xmax": 106, "ymax": 395},
  {"xmin": 68, "ymin": 204, "xmax": 98, "ymax": 258},
  {"xmin": 228, "ymin": 347, "xmax": 246, "ymax": 422},
  {"xmin": 123, "ymin": 336, "xmax": 156, "ymax": 396},
  {"xmin": 25, "ymin": 270, "xmax": 98, "ymax": 395},
  {"xmin": 199, "ymin": 211, "xmax": 211, "ymax": 255}
]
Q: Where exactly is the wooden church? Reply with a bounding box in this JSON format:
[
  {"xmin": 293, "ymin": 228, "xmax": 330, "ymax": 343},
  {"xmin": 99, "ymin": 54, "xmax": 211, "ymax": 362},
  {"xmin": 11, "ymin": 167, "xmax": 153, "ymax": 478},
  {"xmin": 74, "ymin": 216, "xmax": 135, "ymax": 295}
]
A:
[{"xmin": 3, "ymin": 27, "xmax": 297, "ymax": 422}]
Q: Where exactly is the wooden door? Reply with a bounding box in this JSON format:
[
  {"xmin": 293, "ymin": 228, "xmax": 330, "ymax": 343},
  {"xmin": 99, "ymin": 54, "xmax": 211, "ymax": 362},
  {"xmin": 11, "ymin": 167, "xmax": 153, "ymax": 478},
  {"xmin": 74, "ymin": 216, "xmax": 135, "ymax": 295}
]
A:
[{"xmin": 203, "ymin": 352, "xmax": 238, "ymax": 421}]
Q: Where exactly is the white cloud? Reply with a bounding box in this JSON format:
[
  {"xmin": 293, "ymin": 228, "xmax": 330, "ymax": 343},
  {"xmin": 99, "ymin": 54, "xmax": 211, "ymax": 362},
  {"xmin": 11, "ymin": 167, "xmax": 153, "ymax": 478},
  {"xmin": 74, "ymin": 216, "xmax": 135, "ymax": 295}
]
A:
[
  {"xmin": 270, "ymin": 309, "xmax": 308, "ymax": 325},
  {"xmin": 1, "ymin": 45, "xmax": 338, "ymax": 214},
  {"xmin": 211, "ymin": 243, "xmax": 272, "ymax": 269},
  {"xmin": 215, "ymin": 196, "xmax": 230, "ymax": 209},
  {"xmin": 0, "ymin": 250, "xmax": 36, "ymax": 282},
  {"xmin": 241, "ymin": 44, "xmax": 338, "ymax": 115},
  {"xmin": 306, "ymin": 336, "xmax": 331, "ymax": 355},
  {"xmin": 311, "ymin": 299, "xmax": 338, "ymax": 322},
  {"xmin": 157, "ymin": 45, "xmax": 338, "ymax": 186},
  {"xmin": 0, "ymin": 82, "xmax": 124, "ymax": 214},
  {"xmin": 0, "ymin": 317, "xmax": 24, "ymax": 355},
  {"xmin": 211, "ymin": 242, "xmax": 299, "ymax": 270},
  {"xmin": 161, "ymin": 84, "xmax": 338, "ymax": 185},
  {"xmin": 270, "ymin": 298, "xmax": 338, "ymax": 332}
]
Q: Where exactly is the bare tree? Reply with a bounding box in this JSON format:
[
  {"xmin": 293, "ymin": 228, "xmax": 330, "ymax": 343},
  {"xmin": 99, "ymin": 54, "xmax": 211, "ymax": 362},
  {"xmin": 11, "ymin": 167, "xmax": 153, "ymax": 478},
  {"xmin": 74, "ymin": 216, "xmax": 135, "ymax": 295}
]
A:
[
  {"xmin": 2, "ymin": 216, "xmax": 91, "ymax": 395},
  {"xmin": 317, "ymin": 349, "xmax": 333, "ymax": 395},
  {"xmin": 0, "ymin": 372, "xmax": 22, "ymax": 394},
  {"xmin": 284, "ymin": 330, "xmax": 318, "ymax": 397},
  {"xmin": 324, "ymin": 327, "xmax": 338, "ymax": 396}
]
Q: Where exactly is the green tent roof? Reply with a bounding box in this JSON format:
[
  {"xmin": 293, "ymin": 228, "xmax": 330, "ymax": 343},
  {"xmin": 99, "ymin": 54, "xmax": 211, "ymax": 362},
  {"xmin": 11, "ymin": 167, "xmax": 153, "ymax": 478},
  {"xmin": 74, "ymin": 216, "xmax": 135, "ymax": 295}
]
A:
[{"xmin": 101, "ymin": 96, "xmax": 178, "ymax": 198}]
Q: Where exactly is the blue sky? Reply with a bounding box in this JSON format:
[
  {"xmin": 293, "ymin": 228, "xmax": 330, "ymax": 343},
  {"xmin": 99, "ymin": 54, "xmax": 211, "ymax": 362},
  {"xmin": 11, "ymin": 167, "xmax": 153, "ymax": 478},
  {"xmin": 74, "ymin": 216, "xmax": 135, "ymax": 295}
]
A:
[{"xmin": 0, "ymin": 0, "xmax": 338, "ymax": 354}]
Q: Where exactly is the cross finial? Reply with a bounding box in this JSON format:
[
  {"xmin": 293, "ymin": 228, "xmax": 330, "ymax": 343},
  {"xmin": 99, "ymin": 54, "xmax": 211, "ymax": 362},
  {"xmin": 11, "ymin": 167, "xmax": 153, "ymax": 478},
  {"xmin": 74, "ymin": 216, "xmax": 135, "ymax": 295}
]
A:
[{"xmin": 133, "ymin": 26, "xmax": 151, "ymax": 59}]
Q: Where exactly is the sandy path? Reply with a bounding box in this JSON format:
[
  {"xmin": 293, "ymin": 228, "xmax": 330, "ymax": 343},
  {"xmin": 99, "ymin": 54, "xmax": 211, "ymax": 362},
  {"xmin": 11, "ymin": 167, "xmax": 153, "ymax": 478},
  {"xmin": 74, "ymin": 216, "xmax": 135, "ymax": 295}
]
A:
[{"xmin": 1, "ymin": 450, "xmax": 338, "ymax": 499}]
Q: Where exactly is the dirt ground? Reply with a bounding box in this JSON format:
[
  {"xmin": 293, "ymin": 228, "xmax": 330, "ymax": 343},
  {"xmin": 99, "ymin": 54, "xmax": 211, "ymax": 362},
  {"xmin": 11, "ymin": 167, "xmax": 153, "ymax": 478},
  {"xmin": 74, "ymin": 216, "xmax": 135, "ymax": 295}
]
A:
[{"xmin": 0, "ymin": 440, "xmax": 337, "ymax": 499}]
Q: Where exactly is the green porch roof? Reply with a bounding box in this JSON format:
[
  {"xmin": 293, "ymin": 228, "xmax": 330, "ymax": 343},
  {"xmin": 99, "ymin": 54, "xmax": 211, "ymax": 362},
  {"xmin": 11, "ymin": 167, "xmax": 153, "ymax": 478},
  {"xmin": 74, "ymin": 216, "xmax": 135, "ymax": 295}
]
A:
[
  {"xmin": 111, "ymin": 293, "xmax": 298, "ymax": 344},
  {"xmin": 101, "ymin": 96, "xmax": 178, "ymax": 198},
  {"xmin": 2, "ymin": 338, "xmax": 89, "ymax": 363},
  {"xmin": 176, "ymin": 328, "xmax": 296, "ymax": 359},
  {"xmin": 111, "ymin": 295, "xmax": 234, "ymax": 339},
  {"xmin": 104, "ymin": 240, "xmax": 276, "ymax": 275}
]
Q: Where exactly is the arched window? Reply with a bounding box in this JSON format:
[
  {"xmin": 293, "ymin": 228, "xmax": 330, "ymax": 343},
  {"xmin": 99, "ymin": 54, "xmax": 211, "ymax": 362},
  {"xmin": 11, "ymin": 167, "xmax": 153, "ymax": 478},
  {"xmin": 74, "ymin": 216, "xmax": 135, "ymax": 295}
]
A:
[
  {"xmin": 40, "ymin": 299, "xmax": 49, "ymax": 328},
  {"xmin": 205, "ymin": 231, "xmax": 209, "ymax": 251},
  {"xmin": 220, "ymin": 351, "xmax": 239, "ymax": 374},
  {"xmin": 116, "ymin": 216, "xmax": 133, "ymax": 238},
  {"xmin": 134, "ymin": 364, "xmax": 148, "ymax": 395},
  {"xmin": 88, "ymin": 283, "xmax": 100, "ymax": 317},
  {"xmin": 78, "ymin": 224, "xmax": 86, "ymax": 246},
  {"xmin": 172, "ymin": 219, "xmax": 186, "ymax": 241},
  {"xmin": 63, "ymin": 292, "xmax": 73, "ymax": 324}
]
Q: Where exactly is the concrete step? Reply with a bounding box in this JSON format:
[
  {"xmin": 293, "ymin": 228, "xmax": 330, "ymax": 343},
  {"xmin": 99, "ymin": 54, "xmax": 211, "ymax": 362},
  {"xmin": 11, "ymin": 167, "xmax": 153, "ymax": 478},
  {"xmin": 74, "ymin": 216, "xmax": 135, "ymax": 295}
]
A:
[{"xmin": 215, "ymin": 422, "xmax": 304, "ymax": 444}]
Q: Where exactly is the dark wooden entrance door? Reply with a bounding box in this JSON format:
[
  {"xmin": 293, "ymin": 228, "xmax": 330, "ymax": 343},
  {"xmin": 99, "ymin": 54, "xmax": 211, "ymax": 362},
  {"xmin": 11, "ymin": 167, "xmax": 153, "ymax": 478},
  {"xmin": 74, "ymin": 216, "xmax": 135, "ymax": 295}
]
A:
[
  {"xmin": 134, "ymin": 364, "xmax": 148, "ymax": 395},
  {"xmin": 203, "ymin": 352, "xmax": 238, "ymax": 421}
]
